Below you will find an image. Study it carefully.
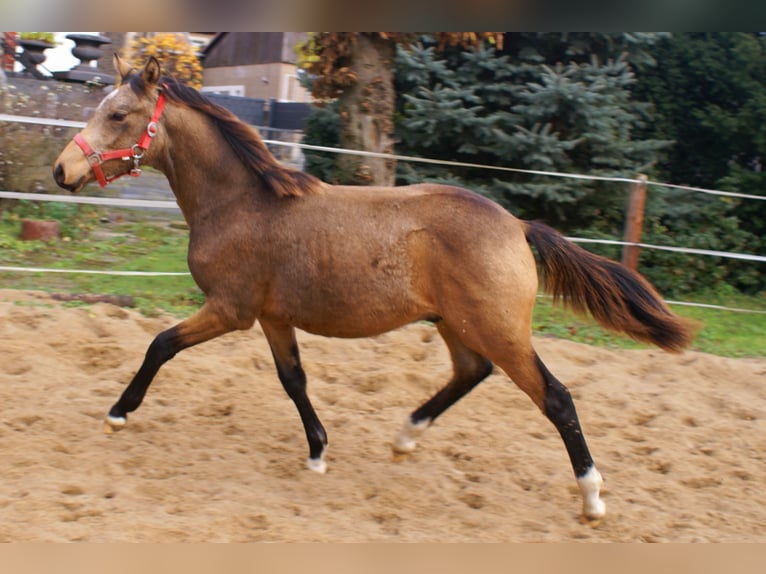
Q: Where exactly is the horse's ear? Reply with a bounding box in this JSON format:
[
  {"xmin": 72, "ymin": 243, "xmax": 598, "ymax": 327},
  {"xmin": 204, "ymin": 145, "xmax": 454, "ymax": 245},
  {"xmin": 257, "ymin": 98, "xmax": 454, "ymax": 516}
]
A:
[
  {"xmin": 141, "ymin": 56, "xmax": 162, "ymax": 87},
  {"xmin": 113, "ymin": 53, "xmax": 133, "ymax": 81}
]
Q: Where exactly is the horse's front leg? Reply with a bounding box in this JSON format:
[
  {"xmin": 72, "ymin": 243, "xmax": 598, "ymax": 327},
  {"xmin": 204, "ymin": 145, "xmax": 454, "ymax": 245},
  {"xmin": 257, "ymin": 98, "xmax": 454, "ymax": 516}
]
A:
[
  {"xmin": 105, "ymin": 302, "xmax": 235, "ymax": 433},
  {"xmin": 260, "ymin": 319, "xmax": 328, "ymax": 473}
]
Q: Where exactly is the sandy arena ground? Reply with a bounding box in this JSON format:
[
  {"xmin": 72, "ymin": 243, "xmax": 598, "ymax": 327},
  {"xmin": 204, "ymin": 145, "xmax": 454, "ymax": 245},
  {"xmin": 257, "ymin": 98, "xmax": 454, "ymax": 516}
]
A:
[{"xmin": 0, "ymin": 289, "xmax": 764, "ymax": 542}]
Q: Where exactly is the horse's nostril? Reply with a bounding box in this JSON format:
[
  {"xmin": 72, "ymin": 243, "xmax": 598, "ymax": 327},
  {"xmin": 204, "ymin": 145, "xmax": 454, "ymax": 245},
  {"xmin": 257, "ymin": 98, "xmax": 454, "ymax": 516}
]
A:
[{"xmin": 53, "ymin": 163, "xmax": 65, "ymax": 186}]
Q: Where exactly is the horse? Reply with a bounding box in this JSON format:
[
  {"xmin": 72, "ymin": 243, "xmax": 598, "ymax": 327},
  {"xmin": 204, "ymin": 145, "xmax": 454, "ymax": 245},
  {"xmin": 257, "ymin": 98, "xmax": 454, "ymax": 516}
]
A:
[{"xmin": 53, "ymin": 56, "xmax": 695, "ymax": 523}]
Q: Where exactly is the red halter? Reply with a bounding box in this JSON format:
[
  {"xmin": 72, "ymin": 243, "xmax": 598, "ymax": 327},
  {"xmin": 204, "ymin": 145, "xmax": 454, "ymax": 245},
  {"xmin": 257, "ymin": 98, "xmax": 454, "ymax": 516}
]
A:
[{"xmin": 72, "ymin": 90, "xmax": 168, "ymax": 188}]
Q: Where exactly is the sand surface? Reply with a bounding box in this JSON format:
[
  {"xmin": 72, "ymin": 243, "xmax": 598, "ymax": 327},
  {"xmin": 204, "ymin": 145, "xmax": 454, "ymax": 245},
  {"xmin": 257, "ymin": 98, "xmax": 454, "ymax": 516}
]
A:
[{"xmin": 0, "ymin": 289, "xmax": 764, "ymax": 542}]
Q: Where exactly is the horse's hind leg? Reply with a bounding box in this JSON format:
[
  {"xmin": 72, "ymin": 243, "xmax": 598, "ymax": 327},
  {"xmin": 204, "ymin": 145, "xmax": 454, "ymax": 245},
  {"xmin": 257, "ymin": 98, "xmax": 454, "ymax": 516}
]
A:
[
  {"xmin": 393, "ymin": 322, "xmax": 493, "ymax": 454},
  {"xmin": 496, "ymin": 347, "xmax": 606, "ymax": 521},
  {"xmin": 105, "ymin": 302, "xmax": 235, "ymax": 433},
  {"xmin": 260, "ymin": 319, "xmax": 328, "ymax": 474}
]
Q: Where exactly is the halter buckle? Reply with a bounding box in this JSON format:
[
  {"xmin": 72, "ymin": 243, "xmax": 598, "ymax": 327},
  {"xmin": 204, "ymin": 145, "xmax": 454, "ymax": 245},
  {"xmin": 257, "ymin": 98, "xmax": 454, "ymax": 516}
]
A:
[
  {"xmin": 86, "ymin": 152, "xmax": 102, "ymax": 167},
  {"xmin": 131, "ymin": 144, "xmax": 146, "ymax": 160}
]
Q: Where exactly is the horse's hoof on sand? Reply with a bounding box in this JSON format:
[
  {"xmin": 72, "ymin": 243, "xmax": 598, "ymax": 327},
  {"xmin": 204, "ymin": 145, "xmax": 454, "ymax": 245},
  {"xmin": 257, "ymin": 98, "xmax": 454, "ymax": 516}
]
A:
[
  {"xmin": 392, "ymin": 437, "xmax": 417, "ymax": 455},
  {"xmin": 306, "ymin": 457, "xmax": 327, "ymax": 474},
  {"xmin": 581, "ymin": 516, "xmax": 602, "ymax": 528},
  {"xmin": 103, "ymin": 414, "xmax": 126, "ymax": 434},
  {"xmin": 579, "ymin": 499, "xmax": 606, "ymax": 528},
  {"xmin": 582, "ymin": 499, "xmax": 606, "ymax": 522},
  {"xmin": 391, "ymin": 451, "xmax": 411, "ymax": 463}
]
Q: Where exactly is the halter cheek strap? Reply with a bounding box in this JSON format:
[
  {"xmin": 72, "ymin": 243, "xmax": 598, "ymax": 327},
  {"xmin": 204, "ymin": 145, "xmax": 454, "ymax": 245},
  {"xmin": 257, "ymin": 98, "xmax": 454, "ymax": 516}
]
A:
[{"xmin": 72, "ymin": 89, "xmax": 168, "ymax": 188}]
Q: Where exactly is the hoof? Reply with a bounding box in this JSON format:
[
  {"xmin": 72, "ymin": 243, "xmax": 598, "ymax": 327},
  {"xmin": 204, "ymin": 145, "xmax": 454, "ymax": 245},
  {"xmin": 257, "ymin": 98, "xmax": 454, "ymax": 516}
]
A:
[
  {"xmin": 306, "ymin": 457, "xmax": 327, "ymax": 474},
  {"xmin": 579, "ymin": 515, "xmax": 604, "ymax": 528},
  {"xmin": 392, "ymin": 417, "xmax": 430, "ymax": 454},
  {"xmin": 392, "ymin": 436, "xmax": 417, "ymax": 455},
  {"xmin": 391, "ymin": 451, "xmax": 411, "ymax": 463},
  {"xmin": 103, "ymin": 414, "xmax": 126, "ymax": 434},
  {"xmin": 583, "ymin": 498, "xmax": 606, "ymax": 522}
]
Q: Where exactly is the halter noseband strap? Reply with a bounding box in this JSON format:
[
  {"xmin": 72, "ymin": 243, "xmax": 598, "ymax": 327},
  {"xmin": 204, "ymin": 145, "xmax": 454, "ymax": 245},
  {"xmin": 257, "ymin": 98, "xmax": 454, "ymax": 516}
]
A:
[{"xmin": 73, "ymin": 89, "xmax": 168, "ymax": 188}]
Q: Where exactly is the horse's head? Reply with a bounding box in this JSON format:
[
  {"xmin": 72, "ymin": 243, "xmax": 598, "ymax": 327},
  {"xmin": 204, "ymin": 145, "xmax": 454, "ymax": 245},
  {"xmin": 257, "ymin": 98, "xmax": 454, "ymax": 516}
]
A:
[{"xmin": 53, "ymin": 55, "xmax": 167, "ymax": 192}]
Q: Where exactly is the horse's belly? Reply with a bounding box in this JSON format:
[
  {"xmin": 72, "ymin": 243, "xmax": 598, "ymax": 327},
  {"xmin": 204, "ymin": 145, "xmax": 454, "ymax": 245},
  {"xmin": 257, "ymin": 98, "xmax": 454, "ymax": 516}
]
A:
[
  {"xmin": 262, "ymin": 273, "xmax": 432, "ymax": 338},
  {"xmin": 293, "ymin": 313, "xmax": 422, "ymax": 339},
  {"xmin": 259, "ymin": 220, "xmax": 437, "ymax": 337}
]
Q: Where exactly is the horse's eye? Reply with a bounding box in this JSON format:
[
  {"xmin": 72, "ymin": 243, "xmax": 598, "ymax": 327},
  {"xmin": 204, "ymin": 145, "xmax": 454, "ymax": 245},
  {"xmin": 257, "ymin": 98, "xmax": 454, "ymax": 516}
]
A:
[{"xmin": 110, "ymin": 112, "xmax": 127, "ymax": 122}]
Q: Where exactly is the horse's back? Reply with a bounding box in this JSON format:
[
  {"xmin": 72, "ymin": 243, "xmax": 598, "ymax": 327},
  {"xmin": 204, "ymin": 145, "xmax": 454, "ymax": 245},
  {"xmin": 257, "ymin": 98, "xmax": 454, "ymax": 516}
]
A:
[
  {"xmin": 325, "ymin": 182, "xmax": 525, "ymax": 241},
  {"xmin": 314, "ymin": 183, "xmax": 531, "ymax": 272}
]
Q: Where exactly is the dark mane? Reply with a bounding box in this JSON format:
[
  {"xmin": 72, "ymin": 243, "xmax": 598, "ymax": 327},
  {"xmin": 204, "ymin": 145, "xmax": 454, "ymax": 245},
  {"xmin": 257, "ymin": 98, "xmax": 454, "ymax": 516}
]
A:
[{"xmin": 129, "ymin": 74, "xmax": 324, "ymax": 198}]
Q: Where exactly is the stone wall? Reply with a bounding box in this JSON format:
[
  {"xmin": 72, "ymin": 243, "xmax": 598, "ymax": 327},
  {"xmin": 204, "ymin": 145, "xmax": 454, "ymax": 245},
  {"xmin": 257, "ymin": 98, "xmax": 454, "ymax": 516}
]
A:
[{"xmin": 0, "ymin": 77, "xmax": 109, "ymax": 199}]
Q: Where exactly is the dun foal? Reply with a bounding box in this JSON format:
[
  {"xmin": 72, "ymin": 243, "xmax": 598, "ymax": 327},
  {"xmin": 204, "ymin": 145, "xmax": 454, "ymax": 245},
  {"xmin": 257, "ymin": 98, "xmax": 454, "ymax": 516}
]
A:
[{"xmin": 53, "ymin": 57, "xmax": 695, "ymax": 522}]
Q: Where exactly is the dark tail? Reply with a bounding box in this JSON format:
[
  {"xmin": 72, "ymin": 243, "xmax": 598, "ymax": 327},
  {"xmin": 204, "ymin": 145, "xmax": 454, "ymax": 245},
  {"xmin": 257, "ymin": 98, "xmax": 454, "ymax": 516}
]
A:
[{"xmin": 524, "ymin": 220, "xmax": 697, "ymax": 352}]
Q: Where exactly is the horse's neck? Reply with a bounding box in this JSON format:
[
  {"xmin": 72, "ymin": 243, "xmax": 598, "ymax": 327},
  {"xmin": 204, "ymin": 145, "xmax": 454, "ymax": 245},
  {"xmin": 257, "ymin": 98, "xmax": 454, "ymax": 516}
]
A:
[{"xmin": 154, "ymin": 107, "xmax": 258, "ymax": 225}]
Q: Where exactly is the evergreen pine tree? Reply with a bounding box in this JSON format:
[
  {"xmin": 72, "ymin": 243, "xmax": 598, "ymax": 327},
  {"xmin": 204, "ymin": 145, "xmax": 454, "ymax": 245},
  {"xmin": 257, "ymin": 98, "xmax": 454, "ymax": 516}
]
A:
[{"xmin": 394, "ymin": 34, "xmax": 670, "ymax": 232}]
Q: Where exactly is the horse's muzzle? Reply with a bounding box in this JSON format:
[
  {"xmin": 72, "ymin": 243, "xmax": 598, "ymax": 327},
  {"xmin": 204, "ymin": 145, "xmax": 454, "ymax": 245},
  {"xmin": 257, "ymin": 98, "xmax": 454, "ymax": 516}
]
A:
[{"xmin": 53, "ymin": 162, "xmax": 85, "ymax": 193}]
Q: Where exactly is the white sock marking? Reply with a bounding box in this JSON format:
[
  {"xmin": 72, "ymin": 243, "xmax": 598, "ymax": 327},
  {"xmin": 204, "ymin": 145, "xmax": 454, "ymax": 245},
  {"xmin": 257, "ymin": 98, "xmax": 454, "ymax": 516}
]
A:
[
  {"xmin": 306, "ymin": 446, "xmax": 327, "ymax": 474},
  {"xmin": 577, "ymin": 465, "xmax": 606, "ymax": 519},
  {"xmin": 393, "ymin": 418, "xmax": 431, "ymax": 453},
  {"xmin": 103, "ymin": 414, "xmax": 126, "ymax": 434}
]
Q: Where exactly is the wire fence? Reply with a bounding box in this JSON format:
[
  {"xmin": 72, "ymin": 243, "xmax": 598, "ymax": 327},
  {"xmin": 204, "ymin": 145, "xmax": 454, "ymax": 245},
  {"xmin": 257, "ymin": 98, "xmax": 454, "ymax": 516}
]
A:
[
  {"xmin": 1, "ymin": 113, "xmax": 764, "ymax": 315},
  {"xmin": 5, "ymin": 112, "xmax": 763, "ymax": 202}
]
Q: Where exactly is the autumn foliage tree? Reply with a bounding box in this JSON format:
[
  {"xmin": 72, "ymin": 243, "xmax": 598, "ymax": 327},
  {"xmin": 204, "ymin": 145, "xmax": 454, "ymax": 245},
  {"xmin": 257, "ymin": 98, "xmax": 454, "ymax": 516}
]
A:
[
  {"xmin": 126, "ymin": 33, "xmax": 203, "ymax": 89},
  {"xmin": 299, "ymin": 33, "xmax": 502, "ymax": 185}
]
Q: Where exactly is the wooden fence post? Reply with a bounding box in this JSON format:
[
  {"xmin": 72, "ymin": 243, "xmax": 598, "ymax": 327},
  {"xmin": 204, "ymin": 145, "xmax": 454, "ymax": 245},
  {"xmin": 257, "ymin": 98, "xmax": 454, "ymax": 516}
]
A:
[{"xmin": 621, "ymin": 174, "xmax": 648, "ymax": 271}]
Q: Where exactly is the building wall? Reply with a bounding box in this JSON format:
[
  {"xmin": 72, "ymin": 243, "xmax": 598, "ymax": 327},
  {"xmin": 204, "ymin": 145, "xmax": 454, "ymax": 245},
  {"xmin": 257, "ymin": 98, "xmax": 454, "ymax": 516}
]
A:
[
  {"xmin": 202, "ymin": 63, "xmax": 310, "ymax": 102},
  {"xmin": 200, "ymin": 33, "xmax": 311, "ymax": 102}
]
